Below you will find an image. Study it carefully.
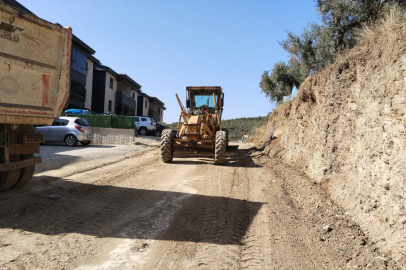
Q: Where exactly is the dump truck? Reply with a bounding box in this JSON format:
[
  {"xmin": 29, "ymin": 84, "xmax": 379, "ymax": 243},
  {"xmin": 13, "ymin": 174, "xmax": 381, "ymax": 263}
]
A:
[
  {"xmin": 0, "ymin": 2, "xmax": 72, "ymax": 191},
  {"xmin": 160, "ymin": 86, "xmax": 228, "ymax": 164}
]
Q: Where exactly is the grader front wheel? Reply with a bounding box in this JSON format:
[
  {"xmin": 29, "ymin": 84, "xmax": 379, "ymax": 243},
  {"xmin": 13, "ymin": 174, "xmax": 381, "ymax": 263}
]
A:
[
  {"xmin": 223, "ymin": 128, "xmax": 229, "ymax": 146},
  {"xmin": 161, "ymin": 129, "xmax": 174, "ymax": 163},
  {"xmin": 214, "ymin": 130, "xmax": 226, "ymax": 165}
]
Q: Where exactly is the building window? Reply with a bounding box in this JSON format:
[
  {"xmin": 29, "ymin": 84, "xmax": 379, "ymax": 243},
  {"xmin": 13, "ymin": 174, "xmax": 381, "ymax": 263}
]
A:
[
  {"xmin": 110, "ymin": 77, "xmax": 113, "ymax": 89},
  {"xmin": 145, "ymin": 100, "xmax": 147, "ymax": 108},
  {"xmin": 132, "ymin": 92, "xmax": 135, "ymax": 99},
  {"xmin": 72, "ymin": 49, "xmax": 87, "ymax": 75},
  {"xmin": 108, "ymin": 100, "xmax": 112, "ymax": 111},
  {"xmin": 70, "ymin": 81, "xmax": 86, "ymax": 104}
]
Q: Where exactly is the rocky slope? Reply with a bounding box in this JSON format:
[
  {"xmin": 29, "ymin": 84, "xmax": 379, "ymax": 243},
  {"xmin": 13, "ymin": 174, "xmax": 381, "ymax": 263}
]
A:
[{"xmin": 266, "ymin": 11, "xmax": 406, "ymax": 266}]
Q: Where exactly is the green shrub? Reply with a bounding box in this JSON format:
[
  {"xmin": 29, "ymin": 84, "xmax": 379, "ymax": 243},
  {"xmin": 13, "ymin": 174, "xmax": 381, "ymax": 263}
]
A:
[
  {"xmin": 80, "ymin": 115, "xmax": 112, "ymax": 128},
  {"xmin": 111, "ymin": 115, "xmax": 134, "ymax": 129},
  {"xmin": 60, "ymin": 115, "xmax": 135, "ymax": 129}
]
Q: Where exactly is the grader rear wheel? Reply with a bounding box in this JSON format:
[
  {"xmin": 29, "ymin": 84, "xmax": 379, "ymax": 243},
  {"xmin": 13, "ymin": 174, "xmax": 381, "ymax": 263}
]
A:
[
  {"xmin": 161, "ymin": 129, "xmax": 174, "ymax": 163},
  {"xmin": 214, "ymin": 130, "xmax": 226, "ymax": 165}
]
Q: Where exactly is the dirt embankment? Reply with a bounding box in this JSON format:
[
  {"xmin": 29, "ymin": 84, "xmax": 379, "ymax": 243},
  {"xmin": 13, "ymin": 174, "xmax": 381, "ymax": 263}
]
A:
[{"xmin": 266, "ymin": 13, "xmax": 406, "ymax": 266}]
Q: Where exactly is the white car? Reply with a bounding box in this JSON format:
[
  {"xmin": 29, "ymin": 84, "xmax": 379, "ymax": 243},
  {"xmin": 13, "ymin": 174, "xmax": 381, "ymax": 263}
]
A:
[{"xmin": 134, "ymin": 116, "xmax": 156, "ymax": 136}]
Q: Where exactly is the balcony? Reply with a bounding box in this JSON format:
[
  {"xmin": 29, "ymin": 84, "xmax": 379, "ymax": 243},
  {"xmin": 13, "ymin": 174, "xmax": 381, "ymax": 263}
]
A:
[{"xmin": 116, "ymin": 91, "xmax": 136, "ymax": 116}]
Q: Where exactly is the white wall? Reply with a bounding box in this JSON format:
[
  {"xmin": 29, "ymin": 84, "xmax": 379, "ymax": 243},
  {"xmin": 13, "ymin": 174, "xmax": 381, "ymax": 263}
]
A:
[
  {"xmin": 104, "ymin": 72, "xmax": 116, "ymax": 113},
  {"xmin": 85, "ymin": 59, "xmax": 94, "ymax": 110}
]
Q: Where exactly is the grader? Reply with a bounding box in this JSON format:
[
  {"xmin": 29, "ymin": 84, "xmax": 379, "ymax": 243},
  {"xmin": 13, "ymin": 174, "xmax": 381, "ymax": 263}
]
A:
[{"xmin": 160, "ymin": 86, "xmax": 228, "ymax": 164}]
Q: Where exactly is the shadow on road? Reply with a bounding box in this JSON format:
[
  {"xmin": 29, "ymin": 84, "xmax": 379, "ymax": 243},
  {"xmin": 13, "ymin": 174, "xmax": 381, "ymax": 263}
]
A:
[
  {"xmin": 172, "ymin": 145, "xmax": 262, "ymax": 168},
  {"xmin": 40, "ymin": 144, "xmax": 115, "ymax": 154},
  {"xmin": 0, "ymin": 180, "xmax": 264, "ymax": 246}
]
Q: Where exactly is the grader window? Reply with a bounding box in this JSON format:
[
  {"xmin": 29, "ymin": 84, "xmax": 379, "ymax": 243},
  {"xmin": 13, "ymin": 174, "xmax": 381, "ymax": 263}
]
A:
[{"xmin": 190, "ymin": 92, "xmax": 218, "ymax": 109}]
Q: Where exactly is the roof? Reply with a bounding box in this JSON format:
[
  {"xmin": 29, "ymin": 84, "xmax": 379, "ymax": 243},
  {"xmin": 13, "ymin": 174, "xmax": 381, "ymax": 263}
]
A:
[
  {"xmin": 117, "ymin": 74, "xmax": 142, "ymax": 91},
  {"xmin": 88, "ymin": 54, "xmax": 101, "ymax": 65},
  {"xmin": 94, "ymin": 64, "xmax": 119, "ymax": 77},
  {"xmin": 149, "ymin": 97, "xmax": 165, "ymax": 108},
  {"xmin": 186, "ymin": 86, "xmax": 223, "ymax": 93},
  {"xmin": 1, "ymin": 0, "xmax": 35, "ymax": 15},
  {"xmin": 138, "ymin": 92, "xmax": 151, "ymax": 99},
  {"xmin": 73, "ymin": 35, "xmax": 96, "ymax": 55}
]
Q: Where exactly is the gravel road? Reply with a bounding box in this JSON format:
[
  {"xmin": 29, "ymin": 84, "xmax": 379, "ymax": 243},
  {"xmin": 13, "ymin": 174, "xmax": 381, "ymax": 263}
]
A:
[{"xmin": 0, "ymin": 141, "xmax": 400, "ymax": 269}]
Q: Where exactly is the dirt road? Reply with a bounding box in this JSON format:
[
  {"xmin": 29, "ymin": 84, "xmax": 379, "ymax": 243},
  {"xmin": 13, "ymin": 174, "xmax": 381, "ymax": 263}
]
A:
[{"xmin": 0, "ymin": 142, "xmax": 401, "ymax": 269}]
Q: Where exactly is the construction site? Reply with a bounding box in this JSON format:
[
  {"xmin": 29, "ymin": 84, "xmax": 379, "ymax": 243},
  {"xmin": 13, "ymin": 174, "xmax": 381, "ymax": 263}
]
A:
[{"xmin": 2, "ymin": 1, "xmax": 406, "ymax": 269}]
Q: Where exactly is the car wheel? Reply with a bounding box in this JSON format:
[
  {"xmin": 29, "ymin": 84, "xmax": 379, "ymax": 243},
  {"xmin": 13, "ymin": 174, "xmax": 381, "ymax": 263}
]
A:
[
  {"xmin": 155, "ymin": 130, "xmax": 161, "ymax": 137},
  {"xmin": 80, "ymin": 141, "xmax": 91, "ymax": 146},
  {"xmin": 138, "ymin": 127, "xmax": 148, "ymax": 136},
  {"xmin": 64, "ymin": 134, "xmax": 78, "ymax": 146}
]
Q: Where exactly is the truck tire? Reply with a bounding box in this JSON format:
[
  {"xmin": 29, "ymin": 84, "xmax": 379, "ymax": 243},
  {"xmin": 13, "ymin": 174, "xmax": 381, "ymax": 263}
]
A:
[
  {"xmin": 215, "ymin": 131, "xmax": 226, "ymax": 165},
  {"xmin": 12, "ymin": 154, "xmax": 35, "ymax": 189},
  {"xmin": 223, "ymin": 128, "xmax": 229, "ymax": 146},
  {"xmin": 160, "ymin": 129, "xmax": 173, "ymax": 163},
  {"xmin": 0, "ymin": 155, "xmax": 22, "ymax": 191}
]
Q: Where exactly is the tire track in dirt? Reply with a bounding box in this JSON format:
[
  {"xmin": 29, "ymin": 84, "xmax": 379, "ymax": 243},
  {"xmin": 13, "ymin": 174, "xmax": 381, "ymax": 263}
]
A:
[{"xmin": 187, "ymin": 151, "xmax": 267, "ymax": 270}]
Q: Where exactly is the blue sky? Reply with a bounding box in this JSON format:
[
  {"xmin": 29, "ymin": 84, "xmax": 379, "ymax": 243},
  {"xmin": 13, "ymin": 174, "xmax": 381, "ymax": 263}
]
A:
[{"xmin": 20, "ymin": 0, "xmax": 319, "ymax": 123}]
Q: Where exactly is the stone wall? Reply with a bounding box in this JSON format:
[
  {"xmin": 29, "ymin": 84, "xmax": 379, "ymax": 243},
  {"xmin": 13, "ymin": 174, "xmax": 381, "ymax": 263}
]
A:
[{"xmin": 92, "ymin": 127, "xmax": 135, "ymax": 145}]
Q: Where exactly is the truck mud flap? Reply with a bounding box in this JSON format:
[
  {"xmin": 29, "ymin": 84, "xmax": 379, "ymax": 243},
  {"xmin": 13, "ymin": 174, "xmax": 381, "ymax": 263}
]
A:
[{"xmin": 0, "ymin": 156, "xmax": 41, "ymax": 171}]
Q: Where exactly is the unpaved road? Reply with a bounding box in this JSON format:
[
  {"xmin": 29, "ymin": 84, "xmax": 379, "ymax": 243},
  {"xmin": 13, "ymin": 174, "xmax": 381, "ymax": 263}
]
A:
[{"xmin": 0, "ymin": 142, "xmax": 401, "ymax": 270}]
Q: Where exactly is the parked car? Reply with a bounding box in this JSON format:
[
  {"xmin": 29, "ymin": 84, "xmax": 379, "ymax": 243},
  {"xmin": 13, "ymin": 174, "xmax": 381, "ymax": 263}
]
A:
[
  {"xmin": 155, "ymin": 123, "xmax": 170, "ymax": 137},
  {"xmin": 35, "ymin": 117, "xmax": 94, "ymax": 146},
  {"xmin": 64, "ymin": 109, "xmax": 91, "ymax": 115},
  {"xmin": 135, "ymin": 116, "xmax": 156, "ymax": 136}
]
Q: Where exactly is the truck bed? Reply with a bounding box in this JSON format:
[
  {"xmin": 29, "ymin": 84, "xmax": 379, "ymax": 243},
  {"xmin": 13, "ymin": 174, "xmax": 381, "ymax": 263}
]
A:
[{"xmin": 0, "ymin": 3, "xmax": 72, "ymax": 126}]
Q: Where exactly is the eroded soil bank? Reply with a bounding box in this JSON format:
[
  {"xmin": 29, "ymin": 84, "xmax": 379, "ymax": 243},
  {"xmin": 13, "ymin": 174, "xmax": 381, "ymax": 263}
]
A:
[{"xmin": 264, "ymin": 16, "xmax": 406, "ymax": 266}]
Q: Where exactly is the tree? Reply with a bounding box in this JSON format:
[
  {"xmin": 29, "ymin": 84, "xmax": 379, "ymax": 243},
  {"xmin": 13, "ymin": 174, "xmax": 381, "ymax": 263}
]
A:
[
  {"xmin": 279, "ymin": 24, "xmax": 335, "ymax": 74},
  {"xmin": 260, "ymin": 0, "xmax": 406, "ymax": 103},
  {"xmin": 259, "ymin": 60, "xmax": 307, "ymax": 103}
]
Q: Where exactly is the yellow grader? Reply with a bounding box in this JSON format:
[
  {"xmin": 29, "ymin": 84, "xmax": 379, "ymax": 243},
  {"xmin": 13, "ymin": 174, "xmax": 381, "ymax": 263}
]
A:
[{"xmin": 160, "ymin": 86, "xmax": 228, "ymax": 164}]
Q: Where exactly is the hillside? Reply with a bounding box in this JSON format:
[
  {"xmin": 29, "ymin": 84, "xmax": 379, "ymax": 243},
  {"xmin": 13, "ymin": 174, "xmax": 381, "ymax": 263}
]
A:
[
  {"xmin": 164, "ymin": 116, "xmax": 268, "ymax": 141},
  {"xmin": 257, "ymin": 11, "xmax": 406, "ymax": 266}
]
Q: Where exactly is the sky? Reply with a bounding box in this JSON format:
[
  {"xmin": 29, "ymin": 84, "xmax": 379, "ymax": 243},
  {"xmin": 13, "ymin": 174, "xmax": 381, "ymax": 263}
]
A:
[{"xmin": 19, "ymin": 0, "xmax": 319, "ymax": 123}]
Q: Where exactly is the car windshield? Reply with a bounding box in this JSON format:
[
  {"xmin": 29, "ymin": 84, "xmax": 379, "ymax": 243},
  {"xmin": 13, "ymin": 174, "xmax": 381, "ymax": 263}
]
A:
[
  {"xmin": 74, "ymin": 119, "xmax": 90, "ymax": 126},
  {"xmin": 151, "ymin": 118, "xmax": 156, "ymax": 123}
]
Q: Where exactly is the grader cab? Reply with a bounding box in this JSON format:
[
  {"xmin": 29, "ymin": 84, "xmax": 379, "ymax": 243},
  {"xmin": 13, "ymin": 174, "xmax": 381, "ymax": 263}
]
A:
[{"xmin": 160, "ymin": 86, "xmax": 228, "ymax": 164}]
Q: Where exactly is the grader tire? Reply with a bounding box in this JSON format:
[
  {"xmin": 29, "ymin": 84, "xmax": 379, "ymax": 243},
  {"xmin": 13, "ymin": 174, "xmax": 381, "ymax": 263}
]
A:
[
  {"xmin": 12, "ymin": 154, "xmax": 35, "ymax": 189},
  {"xmin": 161, "ymin": 129, "xmax": 173, "ymax": 163},
  {"xmin": 214, "ymin": 131, "xmax": 226, "ymax": 165},
  {"xmin": 223, "ymin": 128, "xmax": 229, "ymax": 146},
  {"xmin": 0, "ymin": 155, "xmax": 22, "ymax": 191}
]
